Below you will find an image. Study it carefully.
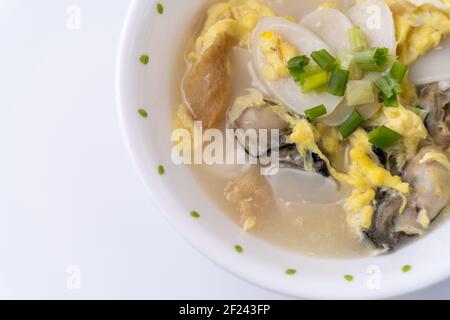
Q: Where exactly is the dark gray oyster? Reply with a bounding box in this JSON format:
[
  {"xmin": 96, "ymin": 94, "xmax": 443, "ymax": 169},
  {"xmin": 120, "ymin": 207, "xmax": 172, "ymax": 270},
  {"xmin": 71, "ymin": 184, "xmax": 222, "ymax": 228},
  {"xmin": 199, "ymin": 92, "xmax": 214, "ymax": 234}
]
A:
[
  {"xmin": 419, "ymin": 82, "xmax": 450, "ymax": 149},
  {"xmin": 227, "ymin": 90, "xmax": 339, "ymax": 204},
  {"xmin": 365, "ymin": 145, "xmax": 450, "ymax": 250}
]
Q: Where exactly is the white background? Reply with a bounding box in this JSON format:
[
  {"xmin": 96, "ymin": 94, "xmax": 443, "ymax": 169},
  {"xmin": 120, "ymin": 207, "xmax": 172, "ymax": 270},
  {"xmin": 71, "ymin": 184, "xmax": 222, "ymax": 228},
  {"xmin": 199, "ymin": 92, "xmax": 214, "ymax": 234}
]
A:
[{"xmin": 0, "ymin": 0, "xmax": 449, "ymax": 299}]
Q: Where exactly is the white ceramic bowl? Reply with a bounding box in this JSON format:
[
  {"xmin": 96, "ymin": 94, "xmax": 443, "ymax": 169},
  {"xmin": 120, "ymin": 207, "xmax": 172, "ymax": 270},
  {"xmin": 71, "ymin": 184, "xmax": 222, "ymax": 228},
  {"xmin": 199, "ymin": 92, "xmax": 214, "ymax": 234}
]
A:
[{"xmin": 116, "ymin": 0, "xmax": 450, "ymax": 299}]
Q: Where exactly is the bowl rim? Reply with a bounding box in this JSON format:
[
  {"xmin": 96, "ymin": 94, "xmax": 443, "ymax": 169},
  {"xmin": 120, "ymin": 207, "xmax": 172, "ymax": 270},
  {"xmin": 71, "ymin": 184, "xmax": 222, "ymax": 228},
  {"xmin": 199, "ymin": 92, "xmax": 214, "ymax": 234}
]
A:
[{"xmin": 115, "ymin": 0, "xmax": 450, "ymax": 299}]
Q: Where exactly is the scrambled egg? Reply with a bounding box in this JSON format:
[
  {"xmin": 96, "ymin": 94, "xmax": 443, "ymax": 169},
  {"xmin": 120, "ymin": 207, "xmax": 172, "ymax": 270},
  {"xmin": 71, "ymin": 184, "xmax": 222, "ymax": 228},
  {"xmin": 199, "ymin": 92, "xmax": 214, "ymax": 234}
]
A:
[
  {"xmin": 289, "ymin": 119, "xmax": 320, "ymax": 157},
  {"xmin": 388, "ymin": 0, "xmax": 450, "ymax": 64},
  {"xmin": 195, "ymin": 0, "xmax": 274, "ymax": 51},
  {"xmin": 331, "ymin": 129, "xmax": 410, "ymax": 229},
  {"xmin": 259, "ymin": 32, "xmax": 298, "ymax": 80},
  {"xmin": 316, "ymin": 123, "xmax": 341, "ymax": 156},
  {"xmin": 369, "ymin": 105, "xmax": 428, "ymax": 158}
]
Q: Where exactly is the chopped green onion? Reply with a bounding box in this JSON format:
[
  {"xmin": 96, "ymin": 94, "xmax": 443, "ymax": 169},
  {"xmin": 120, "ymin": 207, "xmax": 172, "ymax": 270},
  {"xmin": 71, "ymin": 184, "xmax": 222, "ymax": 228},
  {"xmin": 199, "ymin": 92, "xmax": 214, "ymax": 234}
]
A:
[
  {"xmin": 289, "ymin": 69, "xmax": 302, "ymax": 82},
  {"xmin": 338, "ymin": 52, "xmax": 364, "ymax": 80},
  {"xmin": 292, "ymin": 63, "xmax": 322, "ymax": 84},
  {"xmin": 354, "ymin": 48, "xmax": 390, "ymax": 72},
  {"xmin": 348, "ymin": 27, "xmax": 367, "ymax": 51},
  {"xmin": 339, "ymin": 111, "xmax": 364, "ymax": 139},
  {"xmin": 389, "ymin": 62, "xmax": 408, "ymax": 83},
  {"xmin": 288, "ymin": 55, "xmax": 310, "ymax": 71},
  {"xmin": 382, "ymin": 94, "xmax": 398, "ymax": 107},
  {"xmin": 346, "ymin": 80, "xmax": 376, "ymax": 106},
  {"xmin": 369, "ymin": 126, "xmax": 403, "ymax": 150},
  {"xmin": 338, "ymin": 52, "xmax": 354, "ymax": 70},
  {"xmin": 305, "ymin": 104, "xmax": 327, "ymax": 120},
  {"xmin": 374, "ymin": 75, "xmax": 402, "ymax": 99},
  {"xmin": 301, "ymin": 70, "xmax": 329, "ymax": 93},
  {"xmin": 311, "ymin": 49, "xmax": 336, "ymax": 71},
  {"xmin": 288, "ymin": 56, "xmax": 311, "ymax": 82},
  {"xmin": 410, "ymin": 107, "xmax": 429, "ymax": 120},
  {"xmin": 328, "ymin": 67, "xmax": 349, "ymax": 96}
]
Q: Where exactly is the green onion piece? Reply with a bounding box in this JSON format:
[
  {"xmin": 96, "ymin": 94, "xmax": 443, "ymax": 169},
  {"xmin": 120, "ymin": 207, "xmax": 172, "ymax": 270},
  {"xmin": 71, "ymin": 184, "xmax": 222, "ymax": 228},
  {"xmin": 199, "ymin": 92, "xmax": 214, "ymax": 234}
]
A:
[
  {"xmin": 348, "ymin": 27, "xmax": 367, "ymax": 51},
  {"xmin": 382, "ymin": 93, "xmax": 398, "ymax": 107},
  {"xmin": 289, "ymin": 69, "xmax": 302, "ymax": 82},
  {"xmin": 410, "ymin": 107, "xmax": 429, "ymax": 120},
  {"xmin": 338, "ymin": 52, "xmax": 354, "ymax": 70},
  {"xmin": 288, "ymin": 56, "xmax": 311, "ymax": 82},
  {"xmin": 389, "ymin": 62, "xmax": 409, "ymax": 83},
  {"xmin": 339, "ymin": 111, "xmax": 364, "ymax": 139},
  {"xmin": 354, "ymin": 48, "xmax": 390, "ymax": 71},
  {"xmin": 328, "ymin": 67, "xmax": 349, "ymax": 96},
  {"xmin": 311, "ymin": 49, "xmax": 336, "ymax": 71},
  {"xmin": 301, "ymin": 70, "xmax": 329, "ymax": 93},
  {"xmin": 305, "ymin": 104, "xmax": 327, "ymax": 120},
  {"xmin": 338, "ymin": 52, "xmax": 364, "ymax": 80},
  {"xmin": 374, "ymin": 75, "xmax": 402, "ymax": 99},
  {"xmin": 294, "ymin": 64, "xmax": 322, "ymax": 84},
  {"xmin": 346, "ymin": 80, "xmax": 375, "ymax": 106},
  {"xmin": 288, "ymin": 55, "xmax": 310, "ymax": 71},
  {"xmin": 369, "ymin": 125, "xmax": 403, "ymax": 150}
]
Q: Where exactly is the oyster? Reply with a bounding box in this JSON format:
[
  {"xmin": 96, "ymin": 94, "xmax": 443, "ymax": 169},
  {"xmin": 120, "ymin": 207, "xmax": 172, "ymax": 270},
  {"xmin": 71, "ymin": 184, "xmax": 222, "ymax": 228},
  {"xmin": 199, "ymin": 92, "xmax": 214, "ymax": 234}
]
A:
[
  {"xmin": 419, "ymin": 82, "xmax": 450, "ymax": 149},
  {"xmin": 227, "ymin": 91, "xmax": 339, "ymax": 204},
  {"xmin": 366, "ymin": 145, "xmax": 450, "ymax": 250}
]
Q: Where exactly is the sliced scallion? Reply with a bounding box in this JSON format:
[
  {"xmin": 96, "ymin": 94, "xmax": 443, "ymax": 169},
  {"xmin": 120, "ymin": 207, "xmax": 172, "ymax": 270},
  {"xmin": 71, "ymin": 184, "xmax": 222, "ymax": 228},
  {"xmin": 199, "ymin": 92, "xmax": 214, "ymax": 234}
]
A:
[
  {"xmin": 389, "ymin": 62, "xmax": 408, "ymax": 83},
  {"xmin": 289, "ymin": 69, "xmax": 302, "ymax": 82},
  {"xmin": 328, "ymin": 67, "xmax": 349, "ymax": 96},
  {"xmin": 382, "ymin": 94, "xmax": 398, "ymax": 107},
  {"xmin": 346, "ymin": 80, "xmax": 376, "ymax": 106},
  {"xmin": 288, "ymin": 56, "xmax": 311, "ymax": 82},
  {"xmin": 374, "ymin": 75, "xmax": 402, "ymax": 99},
  {"xmin": 348, "ymin": 27, "xmax": 367, "ymax": 51},
  {"xmin": 311, "ymin": 49, "xmax": 336, "ymax": 71},
  {"xmin": 301, "ymin": 70, "xmax": 329, "ymax": 93},
  {"xmin": 338, "ymin": 52, "xmax": 354, "ymax": 70},
  {"xmin": 287, "ymin": 55, "xmax": 310, "ymax": 71},
  {"xmin": 338, "ymin": 52, "xmax": 364, "ymax": 80},
  {"xmin": 305, "ymin": 104, "xmax": 327, "ymax": 120},
  {"xmin": 339, "ymin": 111, "xmax": 364, "ymax": 139},
  {"xmin": 354, "ymin": 48, "xmax": 390, "ymax": 72},
  {"xmin": 369, "ymin": 126, "xmax": 403, "ymax": 150}
]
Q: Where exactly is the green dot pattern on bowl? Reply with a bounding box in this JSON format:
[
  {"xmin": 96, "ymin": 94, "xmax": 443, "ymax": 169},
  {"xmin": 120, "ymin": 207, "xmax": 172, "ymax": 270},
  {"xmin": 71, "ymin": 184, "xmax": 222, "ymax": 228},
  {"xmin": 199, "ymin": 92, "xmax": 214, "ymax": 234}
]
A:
[
  {"xmin": 157, "ymin": 165, "xmax": 165, "ymax": 176},
  {"xmin": 139, "ymin": 55, "xmax": 149, "ymax": 65},
  {"xmin": 234, "ymin": 245, "xmax": 244, "ymax": 254},
  {"xmin": 190, "ymin": 210, "xmax": 201, "ymax": 219},
  {"xmin": 344, "ymin": 275, "xmax": 354, "ymax": 282},
  {"xmin": 402, "ymin": 265, "xmax": 412, "ymax": 273},
  {"xmin": 138, "ymin": 109, "xmax": 148, "ymax": 118},
  {"xmin": 157, "ymin": 3, "xmax": 164, "ymax": 14},
  {"xmin": 286, "ymin": 269, "xmax": 297, "ymax": 276}
]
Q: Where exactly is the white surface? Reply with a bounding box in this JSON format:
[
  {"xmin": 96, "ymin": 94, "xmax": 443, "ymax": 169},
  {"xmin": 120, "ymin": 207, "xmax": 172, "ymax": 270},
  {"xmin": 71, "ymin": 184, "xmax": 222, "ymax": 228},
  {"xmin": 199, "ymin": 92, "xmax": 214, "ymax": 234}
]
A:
[{"xmin": 0, "ymin": 0, "xmax": 449, "ymax": 299}]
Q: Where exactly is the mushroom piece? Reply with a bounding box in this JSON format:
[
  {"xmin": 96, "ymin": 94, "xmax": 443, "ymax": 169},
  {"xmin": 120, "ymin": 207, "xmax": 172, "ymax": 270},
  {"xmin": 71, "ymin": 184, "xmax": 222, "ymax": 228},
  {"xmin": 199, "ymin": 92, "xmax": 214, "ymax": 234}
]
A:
[
  {"xmin": 365, "ymin": 145, "xmax": 450, "ymax": 250},
  {"xmin": 183, "ymin": 33, "xmax": 233, "ymax": 129},
  {"xmin": 419, "ymin": 82, "xmax": 450, "ymax": 149}
]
